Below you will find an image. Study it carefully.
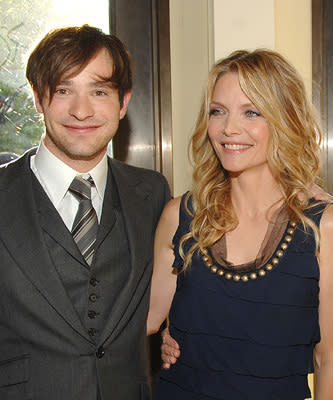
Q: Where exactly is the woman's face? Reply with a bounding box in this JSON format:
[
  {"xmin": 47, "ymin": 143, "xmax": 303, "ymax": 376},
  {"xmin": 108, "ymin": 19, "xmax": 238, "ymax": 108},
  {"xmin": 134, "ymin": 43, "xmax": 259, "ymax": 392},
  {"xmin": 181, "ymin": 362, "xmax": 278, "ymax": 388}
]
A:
[{"xmin": 208, "ymin": 72, "xmax": 271, "ymax": 177}]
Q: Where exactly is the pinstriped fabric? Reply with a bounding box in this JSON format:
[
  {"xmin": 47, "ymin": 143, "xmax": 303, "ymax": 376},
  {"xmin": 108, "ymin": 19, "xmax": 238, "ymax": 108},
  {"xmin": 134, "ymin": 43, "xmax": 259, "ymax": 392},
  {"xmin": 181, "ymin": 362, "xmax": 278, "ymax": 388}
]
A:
[{"xmin": 69, "ymin": 176, "xmax": 98, "ymax": 265}]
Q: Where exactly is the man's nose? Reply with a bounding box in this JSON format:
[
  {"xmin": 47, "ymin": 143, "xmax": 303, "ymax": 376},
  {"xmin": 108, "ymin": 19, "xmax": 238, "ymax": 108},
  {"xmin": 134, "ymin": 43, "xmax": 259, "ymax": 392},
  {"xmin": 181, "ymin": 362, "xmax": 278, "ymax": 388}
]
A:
[{"xmin": 68, "ymin": 95, "xmax": 94, "ymax": 120}]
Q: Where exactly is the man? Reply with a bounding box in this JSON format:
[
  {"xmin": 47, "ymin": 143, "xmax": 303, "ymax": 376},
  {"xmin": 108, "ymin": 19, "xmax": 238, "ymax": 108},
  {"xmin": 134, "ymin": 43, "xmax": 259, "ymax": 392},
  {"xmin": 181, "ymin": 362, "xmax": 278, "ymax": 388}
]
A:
[{"xmin": 0, "ymin": 25, "xmax": 170, "ymax": 400}]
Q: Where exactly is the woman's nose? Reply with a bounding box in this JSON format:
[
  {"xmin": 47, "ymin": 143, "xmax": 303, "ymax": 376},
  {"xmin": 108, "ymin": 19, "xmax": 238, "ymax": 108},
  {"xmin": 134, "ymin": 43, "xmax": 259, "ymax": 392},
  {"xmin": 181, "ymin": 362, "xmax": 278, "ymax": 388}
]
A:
[{"xmin": 223, "ymin": 114, "xmax": 241, "ymax": 136}]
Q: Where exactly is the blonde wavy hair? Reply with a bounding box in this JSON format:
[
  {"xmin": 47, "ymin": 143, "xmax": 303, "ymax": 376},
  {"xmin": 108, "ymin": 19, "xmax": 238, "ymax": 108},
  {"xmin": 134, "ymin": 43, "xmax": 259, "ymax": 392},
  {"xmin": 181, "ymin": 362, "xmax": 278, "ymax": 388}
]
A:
[{"xmin": 180, "ymin": 49, "xmax": 323, "ymax": 270}]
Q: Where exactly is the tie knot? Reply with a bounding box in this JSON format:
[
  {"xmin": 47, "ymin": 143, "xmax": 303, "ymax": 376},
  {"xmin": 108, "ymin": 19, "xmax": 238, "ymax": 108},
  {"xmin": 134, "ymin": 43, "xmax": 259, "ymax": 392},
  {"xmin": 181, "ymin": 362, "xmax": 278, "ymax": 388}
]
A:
[{"xmin": 69, "ymin": 176, "xmax": 94, "ymax": 200}]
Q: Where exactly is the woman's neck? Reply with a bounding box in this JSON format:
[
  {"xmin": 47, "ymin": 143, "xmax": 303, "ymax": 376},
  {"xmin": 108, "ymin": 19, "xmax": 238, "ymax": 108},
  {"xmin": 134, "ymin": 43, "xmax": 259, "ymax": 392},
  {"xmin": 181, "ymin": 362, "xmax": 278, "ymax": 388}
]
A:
[{"xmin": 229, "ymin": 168, "xmax": 283, "ymax": 219}]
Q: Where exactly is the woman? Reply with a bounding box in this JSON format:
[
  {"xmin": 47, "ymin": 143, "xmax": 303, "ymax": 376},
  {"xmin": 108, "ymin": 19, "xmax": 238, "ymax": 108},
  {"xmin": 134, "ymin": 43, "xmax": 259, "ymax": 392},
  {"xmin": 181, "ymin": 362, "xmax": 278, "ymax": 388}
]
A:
[{"xmin": 147, "ymin": 49, "xmax": 333, "ymax": 399}]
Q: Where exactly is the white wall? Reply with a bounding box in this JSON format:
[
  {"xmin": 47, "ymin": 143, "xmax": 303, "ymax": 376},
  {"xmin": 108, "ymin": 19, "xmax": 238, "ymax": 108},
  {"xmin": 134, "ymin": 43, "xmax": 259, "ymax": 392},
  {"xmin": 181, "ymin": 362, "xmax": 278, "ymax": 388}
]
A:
[
  {"xmin": 213, "ymin": 0, "xmax": 275, "ymax": 60},
  {"xmin": 274, "ymin": 0, "xmax": 312, "ymax": 96}
]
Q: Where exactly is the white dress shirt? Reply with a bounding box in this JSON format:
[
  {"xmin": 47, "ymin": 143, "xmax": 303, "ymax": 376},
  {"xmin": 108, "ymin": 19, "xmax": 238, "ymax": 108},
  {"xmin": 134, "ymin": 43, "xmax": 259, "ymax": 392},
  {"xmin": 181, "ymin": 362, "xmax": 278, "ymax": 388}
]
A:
[{"xmin": 30, "ymin": 140, "xmax": 108, "ymax": 231}]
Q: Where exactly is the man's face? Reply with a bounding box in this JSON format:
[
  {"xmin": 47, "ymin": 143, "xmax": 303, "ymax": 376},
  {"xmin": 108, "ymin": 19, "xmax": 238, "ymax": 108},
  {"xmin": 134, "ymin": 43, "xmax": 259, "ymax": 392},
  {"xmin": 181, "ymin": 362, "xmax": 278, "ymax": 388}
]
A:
[{"xmin": 34, "ymin": 48, "xmax": 131, "ymax": 172}]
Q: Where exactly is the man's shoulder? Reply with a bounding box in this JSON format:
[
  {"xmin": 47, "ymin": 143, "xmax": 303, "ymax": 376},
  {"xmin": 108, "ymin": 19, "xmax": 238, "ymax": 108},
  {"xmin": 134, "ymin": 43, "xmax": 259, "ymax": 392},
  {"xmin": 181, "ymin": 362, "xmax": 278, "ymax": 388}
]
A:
[
  {"xmin": 0, "ymin": 148, "xmax": 35, "ymax": 179},
  {"xmin": 108, "ymin": 157, "xmax": 171, "ymax": 206},
  {"xmin": 0, "ymin": 149, "xmax": 36, "ymax": 191},
  {"xmin": 108, "ymin": 157, "xmax": 168, "ymax": 184}
]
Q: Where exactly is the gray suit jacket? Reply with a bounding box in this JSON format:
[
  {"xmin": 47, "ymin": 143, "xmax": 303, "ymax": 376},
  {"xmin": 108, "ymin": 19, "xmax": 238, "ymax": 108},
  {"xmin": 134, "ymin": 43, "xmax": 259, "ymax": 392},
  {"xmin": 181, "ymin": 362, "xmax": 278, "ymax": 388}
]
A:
[{"xmin": 0, "ymin": 149, "xmax": 170, "ymax": 400}]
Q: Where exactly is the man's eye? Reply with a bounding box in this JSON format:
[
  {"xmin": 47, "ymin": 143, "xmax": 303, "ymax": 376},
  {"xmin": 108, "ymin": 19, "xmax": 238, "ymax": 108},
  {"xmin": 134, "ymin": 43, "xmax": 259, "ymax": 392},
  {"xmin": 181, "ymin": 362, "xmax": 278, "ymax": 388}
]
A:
[
  {"xmin": 95, "ymin": 90, "xmax": 106, "ymax": 96},
  {"xmin": 55, "ymin": 88, "xmax": 68, "ymax": 95}
]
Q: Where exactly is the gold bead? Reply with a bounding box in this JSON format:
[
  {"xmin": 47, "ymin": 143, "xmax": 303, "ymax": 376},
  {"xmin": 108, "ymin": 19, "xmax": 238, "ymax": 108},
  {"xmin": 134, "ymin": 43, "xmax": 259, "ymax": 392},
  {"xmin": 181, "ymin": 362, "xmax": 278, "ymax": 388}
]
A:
[
  {"xmin": 290, "ymin": 221, "xmax": 297, "ymax": 227},
  {"xmin": 217, "ymin": 269, "xmax": 224, "ymax": 276},
  {"xmin": 276, "ymin": 250, "xmax": 284, "ymax": 258},
  {"xmin": 241, "ymin": 275, "xmax": 249, "ymax": 282},
  {"xmin": 250, "ymin": 272, "xmax": 257, "ymax": 280},
  {"xmin": 225, "ymin": 273, "xmax": 233, "ymax": 280},
  {"xmin": 258, "ymin": 269, "xmax": 266, "ymax": 277},
  {"xmin": 281, "ymin": 243, "xmax": 288, "ymax": 250},
  {"xmin": 287, "ymin": 228, "xmax": 295, "ymax": 235},
  {"xmin": 272, "ymin": 257, "xmax": 280, "ymax": 265},
  {"xmin": 202, "ymin": 256, "xmax": 208, "ymax": 262},
  {"xmin": 205, "ymin": 257, "xmax": 213, "ymax": 267},
  {"xmin": 285, "ymin": 235, "xmax": 292, "ymax": 242},
  {"xmin": 233, "ymin": 274, "xmax": 241, "ymax": 282},
  {"xmin": 266, "ymin": 264, "xmax": 273, "ymax": 271},
  {"xmin": 211, "ymin": 265, "xmax": 218, "ymax": 273}
]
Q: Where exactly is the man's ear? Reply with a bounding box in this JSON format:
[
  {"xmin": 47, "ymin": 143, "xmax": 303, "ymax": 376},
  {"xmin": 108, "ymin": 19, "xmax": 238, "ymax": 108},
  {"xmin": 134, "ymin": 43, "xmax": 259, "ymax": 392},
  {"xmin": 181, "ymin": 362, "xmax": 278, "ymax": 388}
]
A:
[
  {"xmin": 33, "ymin": 89, "xmax": 43, "ymax": 114},
  {"xmin": 119, "ymin": 90, "xmax": 132, "ymax": 120}
]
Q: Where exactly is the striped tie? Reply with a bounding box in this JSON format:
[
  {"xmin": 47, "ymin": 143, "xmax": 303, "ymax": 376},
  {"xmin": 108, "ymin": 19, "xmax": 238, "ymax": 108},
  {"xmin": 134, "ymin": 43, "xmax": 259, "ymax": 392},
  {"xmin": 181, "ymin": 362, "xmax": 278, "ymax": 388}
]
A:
[{"xmin": 69, "ymin": 176, "xmax": 98, "ymax": 265}]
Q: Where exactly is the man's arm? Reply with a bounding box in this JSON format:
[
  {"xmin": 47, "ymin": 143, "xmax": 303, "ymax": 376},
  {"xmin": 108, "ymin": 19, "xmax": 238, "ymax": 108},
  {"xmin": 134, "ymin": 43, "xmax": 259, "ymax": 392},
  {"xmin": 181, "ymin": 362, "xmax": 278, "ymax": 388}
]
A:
[
  {"xmin": 160, "ymin": 327, "xmax": 180, "ymax": 369},
  {"xmin": 302, "ymin": 184, "xmax": 332, "ymax": 201}
]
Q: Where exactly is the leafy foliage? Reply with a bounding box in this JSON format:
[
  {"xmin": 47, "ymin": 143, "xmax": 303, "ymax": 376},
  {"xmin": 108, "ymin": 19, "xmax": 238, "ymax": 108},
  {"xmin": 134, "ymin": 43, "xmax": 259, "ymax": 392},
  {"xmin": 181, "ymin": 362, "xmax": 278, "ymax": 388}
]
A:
[
  {"xmin": 0, "ymin": 0, "xmax": 52, "ymax": 154},
  {"xmin": 0, "ymin": 82, "xmax": 42, "ymax": 154}
]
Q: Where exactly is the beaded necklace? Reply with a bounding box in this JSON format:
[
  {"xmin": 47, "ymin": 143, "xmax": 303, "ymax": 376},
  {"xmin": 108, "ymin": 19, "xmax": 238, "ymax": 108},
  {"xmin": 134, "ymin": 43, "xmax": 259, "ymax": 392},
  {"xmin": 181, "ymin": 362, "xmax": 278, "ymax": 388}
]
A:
[{"xmin": 201, "ymin": 221, "xmax": 296, "ymax": 282}]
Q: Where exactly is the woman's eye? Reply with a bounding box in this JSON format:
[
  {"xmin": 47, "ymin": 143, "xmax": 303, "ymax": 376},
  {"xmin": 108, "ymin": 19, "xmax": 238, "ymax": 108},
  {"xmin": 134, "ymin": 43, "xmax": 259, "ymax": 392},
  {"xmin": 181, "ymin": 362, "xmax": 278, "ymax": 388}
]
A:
[
  {"xmin": 209, "ymin": 108, "xmax": 224, "ymax": 117},
  {"xmin": 246, "ymin": 110, "xmax": 261, "ymax": 118}
]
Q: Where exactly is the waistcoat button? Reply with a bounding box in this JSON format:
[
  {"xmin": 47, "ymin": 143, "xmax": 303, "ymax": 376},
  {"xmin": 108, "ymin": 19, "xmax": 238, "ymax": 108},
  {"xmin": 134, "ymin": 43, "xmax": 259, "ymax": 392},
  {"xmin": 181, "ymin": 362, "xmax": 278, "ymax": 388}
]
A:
[
  {"xmin": 88, "ymin": 310, "xmax": 97, "ymax": 319},
  {"xmin": 90, "ymin": 277, "xmax": 99, "ymax": 287},
  {"xmin": 88, "ymin": 328, "xmax": 98, "ymax": 337},
  {"xmin": 96, "ymin": 346, "xmax": 105, "ymax": 358},
  {"xmin": 89, "ymin": 293, "xmax": 98, "ymax": 302}
]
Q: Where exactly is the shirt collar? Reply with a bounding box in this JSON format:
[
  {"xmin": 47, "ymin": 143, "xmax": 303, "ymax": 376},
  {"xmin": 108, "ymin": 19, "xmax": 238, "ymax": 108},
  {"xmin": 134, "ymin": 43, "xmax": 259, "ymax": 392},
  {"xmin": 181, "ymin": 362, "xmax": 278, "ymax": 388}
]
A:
[
  {"xmin": 33, "ymin": 139, "xmax": 108, "ymax": 207},
  {"xmin": 86, "ymin": 154, "xmax": 108, "ymax": 200}
]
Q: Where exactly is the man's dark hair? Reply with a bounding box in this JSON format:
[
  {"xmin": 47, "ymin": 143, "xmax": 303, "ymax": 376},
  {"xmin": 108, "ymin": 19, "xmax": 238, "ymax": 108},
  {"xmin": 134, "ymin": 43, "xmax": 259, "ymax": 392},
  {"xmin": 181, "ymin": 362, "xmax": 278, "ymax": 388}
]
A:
[{"xmin": 26, "ymin": 25, "xmax": 133, "ymax": 105}]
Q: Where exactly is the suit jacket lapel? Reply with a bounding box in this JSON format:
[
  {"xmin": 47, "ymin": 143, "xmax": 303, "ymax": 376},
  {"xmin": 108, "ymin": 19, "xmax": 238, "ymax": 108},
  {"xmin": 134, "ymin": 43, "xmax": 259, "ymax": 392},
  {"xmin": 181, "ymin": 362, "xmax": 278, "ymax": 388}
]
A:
[
  {"xmin": 108, "ymin": 159, "xmax": 154, "ymax": 268},
  {"xmin": 33, "ymin": 176, "xmax": 87, "ymax": 267},
  {"xmin": 99, "ymin": 158, "xmax": 154, "ymax": 344},
  {"xmin": 95, "ymin": 167, "xmax": 117, "ymax": 250},
  {"xmin": 0, "ymin": 151, "xmax": 92, "ymax": 342}
]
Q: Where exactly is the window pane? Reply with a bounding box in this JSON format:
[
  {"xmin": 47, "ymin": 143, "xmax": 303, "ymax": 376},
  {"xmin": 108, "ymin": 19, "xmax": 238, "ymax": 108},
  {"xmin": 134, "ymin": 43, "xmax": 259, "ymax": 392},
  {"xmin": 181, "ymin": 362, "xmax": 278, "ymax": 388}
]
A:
[{"xmin": 0, "ymin": 0, "xmax": 109, "ymax": 156}]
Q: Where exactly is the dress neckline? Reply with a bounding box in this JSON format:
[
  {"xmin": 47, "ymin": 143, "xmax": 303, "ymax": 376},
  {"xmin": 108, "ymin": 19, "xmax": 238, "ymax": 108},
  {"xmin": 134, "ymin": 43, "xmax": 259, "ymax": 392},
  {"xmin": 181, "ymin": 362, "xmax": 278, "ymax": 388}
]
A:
[{"xmin": 201, "ymin": 213, "xmax": 297, "ymax": 282}]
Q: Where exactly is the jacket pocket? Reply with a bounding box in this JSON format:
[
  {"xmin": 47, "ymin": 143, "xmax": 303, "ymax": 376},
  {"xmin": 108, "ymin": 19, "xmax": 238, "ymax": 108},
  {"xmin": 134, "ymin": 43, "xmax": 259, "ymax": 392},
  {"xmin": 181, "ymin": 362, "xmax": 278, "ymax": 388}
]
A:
[
  {"xmin": 0, "ymin": 354, "xmax": 29, "ymax": 387},
  {"xmin": 0, "ymin": 354, "xmax": 30, "ymax": 399}
]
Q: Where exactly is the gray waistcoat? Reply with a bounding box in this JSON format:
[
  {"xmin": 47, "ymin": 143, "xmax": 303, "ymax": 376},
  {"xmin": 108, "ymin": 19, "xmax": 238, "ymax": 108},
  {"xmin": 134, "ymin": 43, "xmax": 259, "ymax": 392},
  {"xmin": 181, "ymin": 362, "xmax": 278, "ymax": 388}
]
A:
[{"xmin": 34, "ymin": 169, "xmax": 131, "ymax": 342}]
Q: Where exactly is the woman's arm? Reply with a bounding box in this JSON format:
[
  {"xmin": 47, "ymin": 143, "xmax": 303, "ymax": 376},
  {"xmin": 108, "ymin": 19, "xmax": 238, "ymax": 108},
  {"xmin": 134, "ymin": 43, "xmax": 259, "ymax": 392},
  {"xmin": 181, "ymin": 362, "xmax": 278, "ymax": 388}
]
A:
[
  {"xmin": 147, "ymin": 197, "xmax": 181, "ymax": 335},
  {"xmin": 314, "ymin": 204, "xmax": 333, "ymax": 399}
]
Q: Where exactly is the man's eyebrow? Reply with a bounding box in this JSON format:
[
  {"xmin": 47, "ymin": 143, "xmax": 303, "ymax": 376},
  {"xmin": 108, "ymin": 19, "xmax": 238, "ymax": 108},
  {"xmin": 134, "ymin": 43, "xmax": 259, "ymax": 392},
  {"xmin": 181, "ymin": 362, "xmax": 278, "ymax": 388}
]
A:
[
  {"xmin": 90, "ymin": 80, "xmax": 116, "ymax": 88},
  {"xmin": 57, "ymin": 80, "xmax": 73, "ymax": 86},
  {"xmin": 55, "ymin": 79, "xmax": 116, "ymax": 89}
]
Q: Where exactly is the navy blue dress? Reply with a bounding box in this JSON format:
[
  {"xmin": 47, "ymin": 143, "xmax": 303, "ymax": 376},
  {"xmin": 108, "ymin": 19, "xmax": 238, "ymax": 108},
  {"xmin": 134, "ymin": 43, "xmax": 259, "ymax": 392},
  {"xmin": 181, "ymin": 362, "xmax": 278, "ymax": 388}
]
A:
[{"xmin": 154, "ymin": 194, "xmax": 325, "ymax": 400}]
